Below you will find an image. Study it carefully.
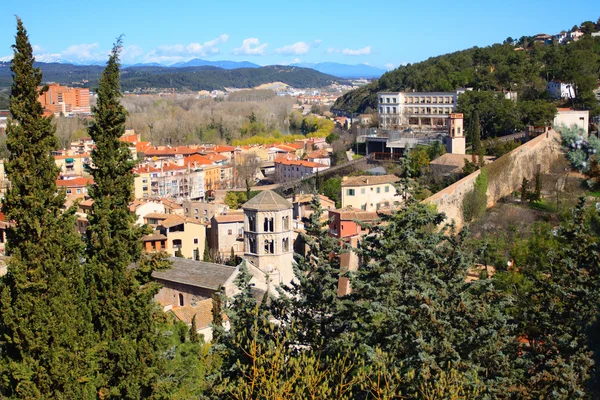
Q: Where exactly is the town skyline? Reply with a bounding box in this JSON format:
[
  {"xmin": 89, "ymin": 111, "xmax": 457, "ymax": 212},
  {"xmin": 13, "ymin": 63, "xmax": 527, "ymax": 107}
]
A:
[{"xmin": 1, "ymin": 0, "xmax": 598, "ymax": 70}]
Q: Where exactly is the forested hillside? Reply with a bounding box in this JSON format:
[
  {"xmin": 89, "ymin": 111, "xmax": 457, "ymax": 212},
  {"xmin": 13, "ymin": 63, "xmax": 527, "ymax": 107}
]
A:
[
  {"xmin": 0, "ymin": 62, "xmax": 344, "ymax": 91},
  {"xmin": 333, "ymin": 30, "xmax": 600, "ymax": 115}
]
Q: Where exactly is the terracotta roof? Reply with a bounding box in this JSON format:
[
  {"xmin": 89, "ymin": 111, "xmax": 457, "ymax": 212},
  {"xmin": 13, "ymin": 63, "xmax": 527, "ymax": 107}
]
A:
[
  {"xmin": 213, "ymin": 213, "xmax": 244, "ymax": 223},
  {"xmin": 136, "ymin": 142, "xmax": 152, "ymax": 153},
  {"xmin": 152, "ymin": 257, "xmax": 237, "ymax": 290},
  {"xmin": 145, "ymin": 212, "xmax": 170, "ymax": 220},
  {"xmin": 120, "ymin": 134, "xmax": 139, "ymax": 143},
  {"xmin": 56, "ymin": 177, "xmax": 93, "ymax": 187},
  {"xmin": 275, "ymin": 158, "xmax": 328, "ymax": 168},
  {"xmin": 340, "ymin": 174, "xmax": 399, "ymax": 187},
  {"xmin": 184, "ymin": 154, "xmax": 213, "ymax": 167},
  {"xmin": 79, "ymin": 199, "xmax": 95, "ymax": 207},
  {"xmin": 161, "ymin": 198, "xmax": 183, "ymax": 209},
  {"xmin": 306, "ymin": 149, "xmax": 329, "ymax": 159},
  {"xmin": 291, "ymin": 194, "xmax": 335, "ymax": 205},
  {"xmin": 54, "ymin": 153, "xmax": 90, "ymax": 160},
  {"xmin": 429, "ymin": 153, "xmax": 495, "ymax": 169},
  {"xmin": 330, "ymin": 206, "xmax": 380, "ymax": 221},
  {"xmin": 274, "ymin": 153, "xmax": 297, "ymax": 163},
  {"xmin": 159, "ymin": 215, "xmax": 186, "ymax": 229},
  {"xmin": 242, "ymin": 190, "xmax": 292, "ymax": 211},
  {"xmin": 169, "ymin": 299, "xmax": 214, "ymax": 328},
  {"xmin": 133, "ymin": 164, "xmax": 160, "ymax": 174},
  {"xmin": 142, "ymin": 233, "xmax": 168, "ymax": 242}
]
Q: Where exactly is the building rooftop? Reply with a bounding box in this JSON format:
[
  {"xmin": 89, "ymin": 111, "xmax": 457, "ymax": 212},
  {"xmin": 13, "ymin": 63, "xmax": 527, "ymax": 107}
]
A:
[
  {"xmin": 169, "ymin": 299, "xmax": 214, "ymax": 327},
  {"xmin": 213, "ymin": 213, "xmax": 245, "ymax": 223},
  {"xmin": 341, "ymin": 174, "xmax": 399, "ymax": 187},
  {"xmin": 152, "ymin": 257, "xmax": 237, "ymax": 291},
  {"xmin": 330, "ymin": 206, "xmax": 380, "ymax": 221},
  {"xmin": 242, "ymin": 190, "xmax": 292, "ymax": 211}
]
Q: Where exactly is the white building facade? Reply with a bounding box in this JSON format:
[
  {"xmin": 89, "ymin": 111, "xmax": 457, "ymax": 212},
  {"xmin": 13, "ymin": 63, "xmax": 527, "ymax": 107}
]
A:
[
  {"xmin": 548, "ymin": 81, "xmax": 576, "ymax": 100},
  {"xmin": 341, "ymin": 175, "xmax": 401, "ymax": 211}
]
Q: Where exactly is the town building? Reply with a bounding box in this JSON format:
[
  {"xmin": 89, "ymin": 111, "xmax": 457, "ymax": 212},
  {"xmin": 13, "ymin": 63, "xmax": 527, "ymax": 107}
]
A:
[
  {"xmin": 548, "ymin": 81, "xmax": 575, "ymax": 100},
  {"xmin": 183, "ymin": 200, "xmax": 229, "ymax": 223},
  {"xmin": 377, "ymin": 89, "xmax": 470, "ymax": 129},
  {"xmin": 242, "ymin": 191, "xmax": 295, "ymax": 287},
  {"xmin": 143, "ymin": 213, "xmax": 206, "ymax": 260},
  {"xmin": 56, "ymin": 176, "xmax": 93, "ymax": 198},
  {"xmin": 152, "ymin": 257, "xmax": 238, "ymax": 341},
  {"xmin": 446, "ymin": 113, "xmax": 466, "ymax": 154},
  {"xmin": 289, "ymin": 194, "xmax": 336, "ymax": 222},
  {"xmin": 54, "ymin": 153, "xmax": 92, "ymax": 176},
  {"xmin": 554, "ymin": 108, "xmax": 589, "ymax": 134},
  {"xmin": 305, "ymin": 149, "xmax": 331, "ymax": 167},
  {"xmin": 38, "ymin": 84, "xmax": 91, "ymax": 116},
  {"xmin": 209, "ymin": 212, "xmax": 245, "ymax": 260},
  {"xmin": 340, "ymin": 175, "xmax": 400, "ymax": 211},
  {"xmin": 274, "ymin": 158, "xmax": 329, "ymax": 182}
]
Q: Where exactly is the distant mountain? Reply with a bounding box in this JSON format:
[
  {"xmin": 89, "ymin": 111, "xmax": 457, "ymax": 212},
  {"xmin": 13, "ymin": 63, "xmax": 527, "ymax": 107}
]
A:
[
  {"xmin": 291, "ymin": 62, "xmax": 386, "ymax": 78},
  {"xmin": 129, "ymin": 62, "xmax": 164, "ymax": 67},
  {"xmin": 0, "ymin": 62, "xmax": 345, "ymax": 91},
  {"xmin": 170, "ymin": 58, "xmax": 261, "ymax": 69}
]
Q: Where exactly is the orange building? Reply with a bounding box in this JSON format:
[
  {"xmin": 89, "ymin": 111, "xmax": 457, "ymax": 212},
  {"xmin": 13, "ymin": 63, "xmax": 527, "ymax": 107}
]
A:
[{"xmin": 38, "ymin": 84, "xmax": 91, "ymax": 116}]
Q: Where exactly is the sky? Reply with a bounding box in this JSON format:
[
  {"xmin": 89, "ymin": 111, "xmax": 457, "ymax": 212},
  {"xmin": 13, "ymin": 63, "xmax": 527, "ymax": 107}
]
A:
[{"xmin": 1, "ymin": 0, "xmax": 599, "ymax": 69}]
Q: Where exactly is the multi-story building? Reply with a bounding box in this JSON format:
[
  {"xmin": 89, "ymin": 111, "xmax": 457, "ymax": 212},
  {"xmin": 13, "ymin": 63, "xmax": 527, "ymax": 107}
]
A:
[
  {"xmin": 183, "ymin": 200, "xmax": 228, "ymax": 223},
  {"xmin": 340, "ymin": 175, "xmax": 400, "ymax": 211},
  {"xmin": 54, "ymin": 153, "xmax": 92, "ymax": 176},
  {"xmin": 242, "ymin": 190, "xmax": 295, "ymax": 287},
  {"xmin": 377, "ymin": 89, "xmax": 470, "ymax": 129},
  {"xmin": 148, "ymin": 164, "xmax": 205, "ymax": 200},
  {"xmin": 209, "ymin": 212, "xmax": 245, "ymax": 260},
  {"xmin": 274, "ymin": 158, "xmax": 329, "ymax": 182},
  {"xmin": 548, "ymin": 81, "xmax": 575, "ymax": 100},
  {"xmin": 38, "ymin": 84, "xmax": 91, "ymax": 116},
  {"xmin": 56, "ymin": 176, "xmax": 93, "ymax": 199},
  {"xmin": 143, "ymin": 213, "xmax": 206, "ymax": 260}
]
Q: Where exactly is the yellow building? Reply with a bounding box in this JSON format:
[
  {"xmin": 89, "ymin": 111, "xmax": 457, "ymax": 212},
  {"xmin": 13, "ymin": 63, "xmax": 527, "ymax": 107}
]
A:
[
  {"xmin": 203, "ymin": 165, "xmax": 221, "ymax": 193},
  {"xmin": 55, "ymin": 153, "xmax": 92, "ymax": 176},
  {"xmin": 133, "ymin": 165, "xmax": 159, "ymax": 199},
  {"xmin": 144, "ymin": 214, "xmax": 206, "ymax": 260}
]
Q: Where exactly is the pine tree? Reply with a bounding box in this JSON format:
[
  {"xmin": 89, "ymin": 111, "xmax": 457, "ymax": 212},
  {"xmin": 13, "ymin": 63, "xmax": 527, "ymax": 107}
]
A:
[
  {"xmin": 333, "ymin": 199, "xmax": 517, "ymax": 396},
  {"xmin": 84, "ymin": 38, "xmax": 168, "ymax": 399},
  {"xmin": 0, "ymin": 18, "xmax": 95, "ymax": 399},
  {"xmin": 272, "ymin": 194, "xmax": 342, "ymax": 348}
]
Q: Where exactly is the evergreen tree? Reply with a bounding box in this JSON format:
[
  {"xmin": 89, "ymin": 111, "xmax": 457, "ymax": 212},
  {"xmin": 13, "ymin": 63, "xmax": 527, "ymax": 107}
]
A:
[
  {"xmin": 472, "ymin": 110, "xmax": 481, "ymax": 164},
  {"xmin": 203, "ymin": 237, "xmax": 211, "ymax": 262},
  {"xmin": 211, "ymin": 291, "xmax": 225, "ymax": 345},
  {"xmin": 84, "ymin": 38, "xmax": 168, "ymax": 399},
  {"xmin": 189, "ymin": 315, "xmax": 199, "ymax": 343},
  {"xmin": 271, "ymin": 194, "xmax": 342, "ymax": 349},
  {"xmin": 333, "ymin": 199, "xmax": 517, "ymax": 396},
  {"xmin": 0, "ymin": 18, "xmax": 95, "ymax": 399}
]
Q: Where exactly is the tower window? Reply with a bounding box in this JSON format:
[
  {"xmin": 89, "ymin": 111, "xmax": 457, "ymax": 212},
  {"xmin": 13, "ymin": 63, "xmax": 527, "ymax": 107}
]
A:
[{"xmin": 178, "ymin": 293, "xmax": 184, "ymax": 307}]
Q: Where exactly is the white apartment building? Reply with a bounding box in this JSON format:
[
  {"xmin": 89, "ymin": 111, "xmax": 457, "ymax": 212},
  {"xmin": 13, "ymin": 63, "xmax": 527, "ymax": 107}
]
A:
[
  {"xmin": 340, "ymin": 175, "xmax": 400, "ymax": 211},
  {"xmin": 149, "ymin": 165, "xmax": 205, "ymax": 200},
  {"xmin": 548, "ymin": 81, "xmax": 576, "ymax": 100},
  {"xmin": 378, "ymin": 89, "xmax": 469, "ymax": 129}
]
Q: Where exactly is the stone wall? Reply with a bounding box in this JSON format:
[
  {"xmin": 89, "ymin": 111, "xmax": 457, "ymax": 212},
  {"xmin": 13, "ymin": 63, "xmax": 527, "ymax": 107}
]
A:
[{"xmin": 424, "ymin": 129, "xmax": 563, "ymax": 229}]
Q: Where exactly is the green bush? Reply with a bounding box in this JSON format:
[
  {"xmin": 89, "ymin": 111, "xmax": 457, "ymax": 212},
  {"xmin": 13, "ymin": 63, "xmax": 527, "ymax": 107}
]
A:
[{"xmin": 462, "ymin": 169, "xmax": 488, "ymax": 223}]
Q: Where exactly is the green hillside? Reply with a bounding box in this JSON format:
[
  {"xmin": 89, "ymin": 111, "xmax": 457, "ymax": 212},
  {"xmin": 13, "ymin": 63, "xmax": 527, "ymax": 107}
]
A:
[
  {"xmin": 333, "ymin": 34, "xmax": 600, "ymax": 115},
  {"xmin": 0, "ymin": 63, "xmax": 345, "ymax": 92}
]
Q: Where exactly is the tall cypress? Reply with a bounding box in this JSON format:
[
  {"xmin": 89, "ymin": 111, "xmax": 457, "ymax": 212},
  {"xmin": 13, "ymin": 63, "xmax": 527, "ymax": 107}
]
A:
[
  {"xmin": 84, "ymin": 38, "xmax": 167, "ymax": 399},
  {"xmin": 0, "ymin": 18, "xmax": 94, "ymax": 399}
]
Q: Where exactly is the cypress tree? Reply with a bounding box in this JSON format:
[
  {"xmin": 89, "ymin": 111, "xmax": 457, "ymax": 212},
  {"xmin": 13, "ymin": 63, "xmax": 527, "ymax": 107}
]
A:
[
  {"xmin": 272, "ymin": 194, "xmax": 342, "ymax": 348},
  {"xmin": 84, "ymin": 38, "xmax": 168, "ymax": 399},
  {"xmin": 472, "ymin": 110, "xmax": 481, "ymax": 164},
  {"xmin": 0, "ymin": 18, "xmax": 94, "ymax": 398},
  {"xmin": 189, "ymin": 315, "xmax": 199, "ymax": 343}
]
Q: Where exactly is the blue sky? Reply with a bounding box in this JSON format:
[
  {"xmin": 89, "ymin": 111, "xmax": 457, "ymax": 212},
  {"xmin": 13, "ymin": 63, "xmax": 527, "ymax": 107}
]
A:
[{"xmin": 1, "ymin": 0, "xmax": 599, "ymax": 68}]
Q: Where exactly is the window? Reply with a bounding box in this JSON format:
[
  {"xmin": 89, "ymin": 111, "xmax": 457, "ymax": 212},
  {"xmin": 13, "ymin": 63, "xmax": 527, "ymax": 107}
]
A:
[
  {"xmin": 377, "ymin": 187, "xmax": 381, "ymax": 194},
  {"xmin": 282, "ymin": 215, "xmax": 289, "ymax": 230},
  {"xmin": 142, "ymin": 186, "xmax": 148, "ymax": 191},
  {"xmin": 194, "ymin": 237, "xmax": 199, "ymax": 244},
  {"xmin": 142, "ymin": 178, "xmax": 148, "ymax": 183},
  {"xmin": 76, "ymin": 188, "xmax": 82, "ymax": 194},
  {"xmin": 228, "ymin": 229, "xmax": 232, "ymax": 235},
  {"xmin": 249, "ymin": 237, "xmax": 257, "ymax": 254},
  {"xmin": 386, "ymin": 97, "xmax": 390, "ymax": 103},
  {"xmin": 194, "ymin": 208, "xmax": 199, "ymax": 215},
  {"xmin": 249, "ymin": 216, "xmax": 256, "ymax": 232},
  {"xmin": 172, "ymin": 239, "xmax": 182, "ymax": 249},
  {"xmin": 386, "ymin": 107, "xmax": 390, "ymax": 113},
  {"xmin": 392, "ymin": 107, "xmax": 397, "ymax": 113},
  {"xmin": 282, "ymin": 237, "xmax": 289, "ymax": 252},
  {"xmin": 361, "ymin": 188, "xmax": 365, "ymax": 194},
  {"xmin": 379, "ymin": 106, "xmax": 383, "ymax": 113},
  {"xmin": 66, "ymin": 189, "xmax": 72, "ymax": 194},
  {"xmin": 346, "ymin": 189, "xmax": 355, "ymax": 196},
  {"xmin": 385, "ymin": 185, "xmax": 390, "ymax": 193},
  {"xmin": 264, "ymin": 239, "xmax": 274, "ymax": 254},
  {"xmin": 178, "ymin": 293, "xmax": 184, "ymax": 307}
]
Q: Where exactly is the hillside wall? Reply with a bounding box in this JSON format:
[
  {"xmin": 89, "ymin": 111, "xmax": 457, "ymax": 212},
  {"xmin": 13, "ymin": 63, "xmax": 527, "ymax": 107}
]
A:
[{"xmin": 424, "ymin": 129, "xmax": 562, "ymax": 229}]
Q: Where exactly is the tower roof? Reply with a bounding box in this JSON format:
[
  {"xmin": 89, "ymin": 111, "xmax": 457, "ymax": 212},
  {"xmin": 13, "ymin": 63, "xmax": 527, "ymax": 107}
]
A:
[{"xmin": 242, "ymin": 190, "xmax": 292, "ymax": 211}]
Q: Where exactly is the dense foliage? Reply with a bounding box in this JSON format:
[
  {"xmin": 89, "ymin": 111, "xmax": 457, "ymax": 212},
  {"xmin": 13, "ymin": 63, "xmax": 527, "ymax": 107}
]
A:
[
  {"xmin": 0, "ymin": 62, "xmax": 343, "ymax": 92},
  {"xmin": 334, "ymin": 32, "xmax": 600, "ymax": 116}
]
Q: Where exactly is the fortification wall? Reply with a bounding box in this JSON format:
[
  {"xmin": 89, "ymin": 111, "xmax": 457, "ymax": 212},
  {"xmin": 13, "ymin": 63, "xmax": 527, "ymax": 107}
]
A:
[{"xmin": 424, "ymin": 129, "xmax": 563, "ymax": 229}]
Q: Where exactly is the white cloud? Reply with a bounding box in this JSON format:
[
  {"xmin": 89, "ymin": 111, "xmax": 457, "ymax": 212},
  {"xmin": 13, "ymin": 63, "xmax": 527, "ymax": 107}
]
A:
[
  {"xmin": 313, "ymin": 39, "xmax": 322, "ymax": 47},
  {"xmin": 61, "ymin": 43, "xmax": 106, "ymax": 61},
  {"xmin": 326, "ymin": 47, "xmax": 340, "ymax": 54},
  {"xmin": 342, "ymin": 46, "xmax": 372, "ymax": 56},
  {"xmin": 385, "ymin": 63, "xmax": 395, "ymax": 70},
  {"xmin": 275, "ymin": 41, "xmax": 310, "ymax": 55},
  {"xmin": 143, "ymin": 34, "xmax": 229, "ymax": 63},
  {"xmin": 232, "ymin": 38, "xmax": 268, "ymax": 56},
  {"xmin": 121, "ymin": 45, "xmax": 144, "ymax": 64}
]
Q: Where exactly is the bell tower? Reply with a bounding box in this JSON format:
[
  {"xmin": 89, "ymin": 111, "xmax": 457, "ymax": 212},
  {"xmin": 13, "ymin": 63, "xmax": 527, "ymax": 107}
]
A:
[{"xmin": 446, "ymin": 113, "xmax": 465, "ymax": 154}]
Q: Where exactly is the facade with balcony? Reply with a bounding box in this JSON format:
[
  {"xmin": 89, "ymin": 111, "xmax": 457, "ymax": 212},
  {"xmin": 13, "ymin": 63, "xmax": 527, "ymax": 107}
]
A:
[{"xmin": 377, "ymin": 89, "xmax": 470, "ymax": 129}]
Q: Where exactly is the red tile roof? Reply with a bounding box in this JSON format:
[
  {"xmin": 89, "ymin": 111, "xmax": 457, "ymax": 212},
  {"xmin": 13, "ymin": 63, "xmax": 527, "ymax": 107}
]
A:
[
  {"xmin": 56, "ymin": 177, "xmax": 93, "ymax": 187},
  {"xmin": 275, "ymin": 159, "xmax": 329, "ymax": 168}
]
